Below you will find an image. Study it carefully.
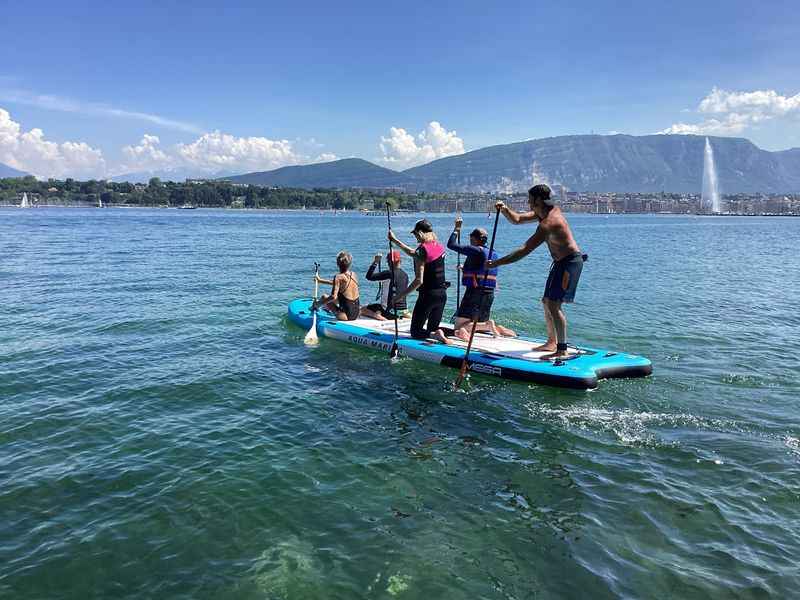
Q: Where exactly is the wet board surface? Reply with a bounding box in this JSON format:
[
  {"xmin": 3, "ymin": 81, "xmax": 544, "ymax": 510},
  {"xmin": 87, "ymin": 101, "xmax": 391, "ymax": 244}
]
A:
[{"xmin": 288, "ymin": 298, "xmax": 652, "ymax": 389}]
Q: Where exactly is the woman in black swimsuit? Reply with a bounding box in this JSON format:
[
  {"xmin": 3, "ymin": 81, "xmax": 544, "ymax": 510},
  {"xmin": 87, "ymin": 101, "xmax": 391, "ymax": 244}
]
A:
[{"xmin": 313, "ymin": 251, "xmax": 361, "ymax": 321}]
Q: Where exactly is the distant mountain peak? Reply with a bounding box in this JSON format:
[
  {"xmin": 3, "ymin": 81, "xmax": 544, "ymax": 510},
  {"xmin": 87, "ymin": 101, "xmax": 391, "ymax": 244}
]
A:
[
  {"xmin": 0, "ymin": 162, "xmax": 30, "ymax": 178},
  {"xmin": 224, "ymin": 158, "xmax": 410, "ymax": 189}
]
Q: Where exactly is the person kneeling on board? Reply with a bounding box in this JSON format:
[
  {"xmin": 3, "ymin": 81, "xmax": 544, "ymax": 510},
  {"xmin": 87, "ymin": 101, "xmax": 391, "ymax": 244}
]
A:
[
  {"xmin": 312, "ymin": 250, "xmax": 361, "ymax": 321},
  {"xmin": 489, "ymin": 184, "xmax": 585, "ymax": 360},
  {"xmin": 360, "ymin": 250, "xmax": 410, "ymax": 320},
  {"xmin": 388, "ymin": 219, "xmax": 450, "ymax": 345},
  {"xmin": 447, "ymin": 216, "xmax": 517, "ymax": 342}
]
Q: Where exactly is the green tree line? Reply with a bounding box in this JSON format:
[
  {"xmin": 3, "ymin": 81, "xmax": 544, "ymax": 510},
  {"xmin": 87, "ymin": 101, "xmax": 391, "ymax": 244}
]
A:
[{"xmin": 0, "ymin": 176, "xmax": 462, "ymax": 211}]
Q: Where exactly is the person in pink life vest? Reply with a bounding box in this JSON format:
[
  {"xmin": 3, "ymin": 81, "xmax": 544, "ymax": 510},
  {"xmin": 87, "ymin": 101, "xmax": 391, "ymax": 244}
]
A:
[{"xmin": 388, "ymin": 219, "xmax": 451, "ymax": 345}]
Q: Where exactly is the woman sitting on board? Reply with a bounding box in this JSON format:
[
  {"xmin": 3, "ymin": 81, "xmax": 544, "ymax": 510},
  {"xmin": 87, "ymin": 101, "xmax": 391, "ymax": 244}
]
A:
[
  {"xmin": 447, "ymin": 216, "xmax": 517, "ymax": 341},
  {"xmin": 388, "ymin": 219, "xmax": 450, "ymax": 344},
  {"xmin": 360, "ymin": 250, "xmax": 411, "ymax": 320},
  {"xmin": 313, "ymin": 251, "xmax": 361, "ymax": 321}
]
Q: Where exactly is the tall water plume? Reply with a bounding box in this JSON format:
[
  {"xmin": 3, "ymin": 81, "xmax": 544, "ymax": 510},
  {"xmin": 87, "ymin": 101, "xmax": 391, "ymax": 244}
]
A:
[{"xmin": 702, "ymin": 137, "xmax": 721, "ymax": 213}]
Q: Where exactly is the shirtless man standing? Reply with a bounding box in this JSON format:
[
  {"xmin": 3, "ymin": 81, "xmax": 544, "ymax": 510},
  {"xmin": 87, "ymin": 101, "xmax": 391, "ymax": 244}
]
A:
[{"xmin": 488, "ymin": 184, "xmax": 584, "ymax": 359}]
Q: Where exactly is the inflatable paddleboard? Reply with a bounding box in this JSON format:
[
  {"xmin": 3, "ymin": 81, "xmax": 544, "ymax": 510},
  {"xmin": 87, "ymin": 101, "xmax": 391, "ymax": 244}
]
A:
[{"xmin": 288, "ymin": 298, "xmax": 652, "ymax": 389}]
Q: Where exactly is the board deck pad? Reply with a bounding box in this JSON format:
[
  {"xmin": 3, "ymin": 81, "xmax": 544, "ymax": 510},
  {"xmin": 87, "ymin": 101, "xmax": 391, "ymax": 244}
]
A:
[{"xmin": 288, "ymin": 298, "xmax": 652, "ymax": 389}]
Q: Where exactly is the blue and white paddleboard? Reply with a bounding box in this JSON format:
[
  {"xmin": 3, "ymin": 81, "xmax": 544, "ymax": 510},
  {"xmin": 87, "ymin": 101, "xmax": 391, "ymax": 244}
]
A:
[{"xmin": 288, "ymin": 298, "xmax": 652, "ymax": 389}]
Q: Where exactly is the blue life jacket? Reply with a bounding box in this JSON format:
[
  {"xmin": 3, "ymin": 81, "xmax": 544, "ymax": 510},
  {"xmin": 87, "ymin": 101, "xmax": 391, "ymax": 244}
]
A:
[{"xmin": 462, "ymin": 246, "xmax": 498, "ymax": 289}]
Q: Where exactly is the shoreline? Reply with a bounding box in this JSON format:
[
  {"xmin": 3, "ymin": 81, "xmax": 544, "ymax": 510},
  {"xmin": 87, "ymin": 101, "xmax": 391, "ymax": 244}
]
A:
[{"xmin": 2, "ymin": 204, "xmax": 799, "ymax": 217}]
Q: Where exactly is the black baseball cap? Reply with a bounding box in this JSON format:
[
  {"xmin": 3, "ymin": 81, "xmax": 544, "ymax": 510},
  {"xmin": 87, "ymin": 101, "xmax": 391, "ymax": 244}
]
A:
[
  {"xmin": 411, "ymin": 219, "xmax": 433, "ymax": 234},
  {"xmin": 529, "ymin": 183, "xmax": 556, "ymax": 207}
]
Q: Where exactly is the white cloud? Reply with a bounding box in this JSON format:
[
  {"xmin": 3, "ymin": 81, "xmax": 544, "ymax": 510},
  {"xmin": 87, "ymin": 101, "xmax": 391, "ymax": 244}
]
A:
[
  {"xmin": 176, "ymin": 131, "xmax": 302, "ymax": 173},
  {"xmin": 379, "ymin": 121, "xmax": 465, "ymax": 168},
  {"xmin": 659, "ymin": 114, "xmax": 752, "ymax": 136},
  {"xmin": 661, "ymin": 87, "xmax": 800, "ymax": 137},
  {"xmin": 112, "ymin": 131, "xmax": 335, "ymax": 177},
  {"xmin": 0, "ymin": 88, "xmax": 202, "ymax": 133},
  {"xmin": 0, "ymin": 107, "xmax": 105, "ymax": 178},
  {"xmin": 698, "ymin": 87, "xmax": 800, "ymax": 117},
  {"xmin": 0, "ymin": 102, "xmax": 334, "ymax": 179},
  {"xmin": 120, "ymin": 134, "xmax": 172, "ymax": 172}
]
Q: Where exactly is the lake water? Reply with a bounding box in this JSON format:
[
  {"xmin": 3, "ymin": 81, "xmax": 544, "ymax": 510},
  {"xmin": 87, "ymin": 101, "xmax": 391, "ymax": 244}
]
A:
[{"xmin": 2, "ymin": 208, "xmax": 798, "ymax": 599}]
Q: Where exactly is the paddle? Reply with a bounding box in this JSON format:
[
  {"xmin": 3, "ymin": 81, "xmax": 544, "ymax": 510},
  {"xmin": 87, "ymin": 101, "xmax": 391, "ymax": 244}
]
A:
[
  {"xmin": 454, "ymin": 206, "xmax": 501, "ymax": 389},
  {"xmin": 386, "ymin": 202, "xmax": 400, "ymax": 359},
  {"xmin": 451, "ymin": 200, "xmax": 461, "ymax": 323},
  {"xmin": 304, "ymin": 262, "xmax": 321, "ymax": 346}
]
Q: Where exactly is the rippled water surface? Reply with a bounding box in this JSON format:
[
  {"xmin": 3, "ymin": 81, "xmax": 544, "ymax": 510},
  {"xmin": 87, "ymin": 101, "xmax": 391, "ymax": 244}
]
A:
[{"xmin": 2, "ymin": 208, "xmax": 799, "ymax": 599}]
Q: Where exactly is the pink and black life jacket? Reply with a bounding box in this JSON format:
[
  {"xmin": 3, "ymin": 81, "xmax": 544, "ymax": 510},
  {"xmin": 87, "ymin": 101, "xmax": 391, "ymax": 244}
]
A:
[{"xmin": 418, "ymin": 241, "xmax": 447, "ymax": 292}]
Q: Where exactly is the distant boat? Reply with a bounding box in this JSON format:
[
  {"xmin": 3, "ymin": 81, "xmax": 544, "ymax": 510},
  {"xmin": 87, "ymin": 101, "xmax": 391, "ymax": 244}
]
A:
[
  {"xmin": 20, "ymin": 192, "xmax": 30, "ymax": 208},
  {"xmin": 178, "ymin": 204, "xmax": 196, "ymax": 210},
  {"xmin": 98, "ymin": 196, "xmax": 103, "ymax": 208}
]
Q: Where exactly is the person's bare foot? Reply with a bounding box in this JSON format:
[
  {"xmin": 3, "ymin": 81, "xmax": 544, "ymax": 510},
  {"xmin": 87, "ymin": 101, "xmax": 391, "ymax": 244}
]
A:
[
  {"xmin": 499, "ymin": 327, "xmax": 517, "ymax": 337},
  {"xmin": 431, "ymin": 329, "xmax": 452, "ymax": 345},
  {"xmin": 454, "ymin": 329, "xmax": 469, "ymax": 343},
  {"xmin": 540, "ymin": 348, "xmax": 575, "ymax": 362},
  {"xmin": 532, "ymin": 342, "xmax": 556, "ymax": 352},
  {"xmin": 489, "ymin": 322, "xmax": 500, "ymax": 338}
]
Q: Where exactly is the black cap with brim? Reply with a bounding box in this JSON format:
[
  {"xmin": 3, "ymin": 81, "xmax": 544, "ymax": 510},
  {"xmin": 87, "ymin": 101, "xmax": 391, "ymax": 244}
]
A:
[{"xmin": 411, "ymin": 219, "xmax": 433, "ymax": 234}]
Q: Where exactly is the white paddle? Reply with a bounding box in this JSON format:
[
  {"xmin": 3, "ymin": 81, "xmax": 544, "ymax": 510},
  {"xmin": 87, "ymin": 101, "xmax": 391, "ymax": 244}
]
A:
[{"xmin": 304, "ymin": 262, "xmax": 320, "ymax": 346}]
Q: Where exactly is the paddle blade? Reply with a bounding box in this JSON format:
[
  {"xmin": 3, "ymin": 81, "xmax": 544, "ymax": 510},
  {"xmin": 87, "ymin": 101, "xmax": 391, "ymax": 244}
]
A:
[
  {"xmin": 304, "ymin": 313, "xmax": 319, "ymax": 346},
  {"xmin": 389, "ymin": 341, "xmax": 399, "ymax": 359}
]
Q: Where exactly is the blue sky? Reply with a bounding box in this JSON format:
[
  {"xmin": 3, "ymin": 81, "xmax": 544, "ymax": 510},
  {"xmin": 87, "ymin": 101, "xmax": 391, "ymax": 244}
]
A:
[{"xmin": 1, "ymin": 0, "xmax": 799, "ymax": 178}]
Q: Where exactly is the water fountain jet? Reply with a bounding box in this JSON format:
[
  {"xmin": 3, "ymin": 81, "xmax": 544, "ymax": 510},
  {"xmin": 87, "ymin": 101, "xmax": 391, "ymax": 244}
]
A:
[{"xmin": 702, "ymin": 137, "xmax": 721, "ymax": 213}]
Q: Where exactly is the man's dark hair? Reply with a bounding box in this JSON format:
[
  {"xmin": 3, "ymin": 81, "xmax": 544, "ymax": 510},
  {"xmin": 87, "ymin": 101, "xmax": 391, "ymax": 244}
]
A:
[{"xmin": 528, "ymin": 184, "xmax": 551, "ymax": 200}]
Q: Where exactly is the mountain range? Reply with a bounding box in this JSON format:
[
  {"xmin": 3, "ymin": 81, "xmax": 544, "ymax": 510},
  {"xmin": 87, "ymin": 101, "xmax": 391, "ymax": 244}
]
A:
[
  {"xmin": 0, "ymin": 162, "xmax": 29, "ymax": 178},
  {"xmin": 225, "ymin": 134, "xmax": 800, "ymax": 194}
]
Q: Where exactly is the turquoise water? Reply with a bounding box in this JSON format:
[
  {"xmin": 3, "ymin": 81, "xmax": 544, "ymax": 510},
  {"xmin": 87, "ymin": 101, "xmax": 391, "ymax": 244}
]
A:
[{"xmin": 2, "ymin": 208, "xmax": 799, "ymax": 599}]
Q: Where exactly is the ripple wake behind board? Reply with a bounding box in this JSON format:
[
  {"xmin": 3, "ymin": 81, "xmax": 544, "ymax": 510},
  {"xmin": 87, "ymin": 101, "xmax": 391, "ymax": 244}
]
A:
[{"xmin": 288, "ymin": 298, "xmax": 652, "ymax": 389}]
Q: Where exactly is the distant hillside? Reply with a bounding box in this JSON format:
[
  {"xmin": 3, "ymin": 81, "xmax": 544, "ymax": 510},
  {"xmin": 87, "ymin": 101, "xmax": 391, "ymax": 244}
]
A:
[
  {"xmin": 224, "ymin": 158, "xmax": 412, "ymax": 189},
  {"xmin": 0, "ymin": 162, "xmax": 29, "ymax": 178},
  {"xmin": 110, "ymin": 167, "xmax": 232, "ymax": 184},
  {"xmin": 221, "ymin": 135, "xmax": 800, "ymax": 194},
  {"xmin": 403, "ymin": 135, "xmax": 800, "ymax": 193}
]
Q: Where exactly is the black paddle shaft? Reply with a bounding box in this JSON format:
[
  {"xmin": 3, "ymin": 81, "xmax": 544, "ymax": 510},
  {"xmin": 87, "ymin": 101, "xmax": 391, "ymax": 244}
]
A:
[
  {"xmin": 455, "ymin": 201, "xmax": 461, "ymax": 314},
  {"xmin": 386, "ymin": 202, "xmax": 400, "ymax": 357},
  {"xmin": 456, "ymin": 206, "xmax": 501, "ymax": 386}
]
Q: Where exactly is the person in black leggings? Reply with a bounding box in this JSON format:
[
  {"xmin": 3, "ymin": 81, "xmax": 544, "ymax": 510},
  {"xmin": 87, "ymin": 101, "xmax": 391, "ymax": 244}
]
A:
[{"xmin": 389, "ymin": 219, "xmax": 451, "ymax": 344}]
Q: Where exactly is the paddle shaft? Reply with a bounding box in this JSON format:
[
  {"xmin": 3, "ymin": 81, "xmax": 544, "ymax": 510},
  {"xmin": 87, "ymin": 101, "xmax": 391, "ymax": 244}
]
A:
[
  {"xmin": 305, "ymin": 262, "xmax": 321, "ymax": 344},
  {"xmin": 455, "ymin": 207, "xmax": 501, "ymax": 387},
  {"xmin": 386, "ymin": 203, "xmax": 400, "ymax": 356},
  {"xmin": 455, "ymin": 201, "xmax": 461, "ymax": 314}
]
